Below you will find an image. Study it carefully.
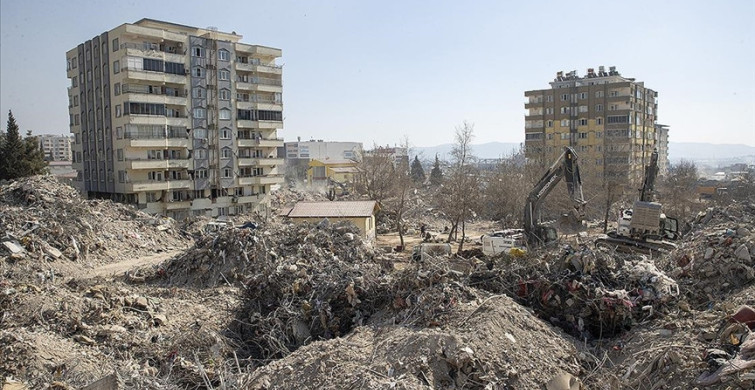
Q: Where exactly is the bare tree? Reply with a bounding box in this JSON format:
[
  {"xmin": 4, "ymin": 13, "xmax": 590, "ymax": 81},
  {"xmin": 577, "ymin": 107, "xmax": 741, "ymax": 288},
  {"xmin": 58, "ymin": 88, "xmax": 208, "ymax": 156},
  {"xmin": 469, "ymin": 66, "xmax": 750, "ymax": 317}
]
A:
[
  {"xmin": 387, "ymin": 137, "xmax": 413, "ymax": 250},
  {"xmin": 355, "ymin": 144, "xmax": 395, "ymax": 206},
  {"xmin": 660, "ymin": 159, "xmax": 701, "ymax": 222},
  {"xmin": 436, "ymin": 122, "xmax": 480, "ymax": 253}
]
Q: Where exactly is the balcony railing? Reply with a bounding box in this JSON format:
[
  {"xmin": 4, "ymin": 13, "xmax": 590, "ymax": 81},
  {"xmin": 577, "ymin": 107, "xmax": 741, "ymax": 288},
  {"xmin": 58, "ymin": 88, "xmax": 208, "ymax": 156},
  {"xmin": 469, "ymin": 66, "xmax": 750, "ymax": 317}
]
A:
[
  {"xmin": 124, "ymin": 127, "xmax": 188, "ymax": 140},
  {"xmin": 120, "ymin": 42, "xmax": 186, "ymax": 55},
  {"xmin": 122, "ymin": 84, "xmax": 187, "ymax": 97},
  {"xmin": 237, "ymin": 77, "xmax": 282, "ymax": 87}
]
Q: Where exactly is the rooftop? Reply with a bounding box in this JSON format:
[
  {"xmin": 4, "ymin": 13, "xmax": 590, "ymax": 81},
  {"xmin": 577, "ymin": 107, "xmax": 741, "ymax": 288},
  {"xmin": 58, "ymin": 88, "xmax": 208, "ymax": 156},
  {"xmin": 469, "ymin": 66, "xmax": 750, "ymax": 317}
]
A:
[{"xmin": 287, "ymin": 201, "xmax": 378, "ymax": 218}]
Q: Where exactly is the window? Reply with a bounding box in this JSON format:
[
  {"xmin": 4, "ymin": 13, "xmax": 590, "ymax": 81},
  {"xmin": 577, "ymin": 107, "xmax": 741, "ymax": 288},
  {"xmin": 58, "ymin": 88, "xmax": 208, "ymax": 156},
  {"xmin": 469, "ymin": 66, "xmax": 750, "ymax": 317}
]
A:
[
  {"xmin": 146, "ymin": 192, "xmax": 157, "ymax": 202},
  {"xmin": 218, "ymin": 49, "xmax": 229, "ymax": 61},
  {"xmin": 560, "ymin": 107, "xmax": 568, "ymax": 114},
  {"xmin": 220, "ymin": 128, "xmax": 231, "ymax": 139},
  {"xmin": 219, "ymin": 69, "xmax": 230, "ymax": 80},
  {"xmin": 223, "ymin": 168, "xmax": 232, "ymax": 178},
  {"xmin": 192, "ymin": 88, "xmax": 205, "ymax": 99},
  {"xmin": 114, "ymin": 83, "xmax": 120, "ymax": 96},
  {"xmin": 545, "ymin": 107, "xmax": 553, "ymax": 115},
  {"xmin": 193, "ymin": 47, "xmax": 204, "ymax": 57},
  {"xmin": 148, "ymin": 171, "xmax": 163, "ymax": 181},
  {"xmin": 596, "ymin": 104, "xmax": 603, "ymax": 112},
  {"xmin": 560, "ymin": 133, "xmax": 570, "ymax": 140},
  {"xmin": 609, "ymin": 104, "xmax": 617, "ymax": 111},
  {"xmin": 560, "ymin": 119, "xmax": 570, "ymax": 127},
  {"xmin": 595, "ymin": 91, "xmax": 604, "ymax": 98},
  {"xmin": 113, "ymin": 60, "xmax": 120, "ymax": 74},
  {"xmin": 72, "ymin": 76, "xmax": 78, "ymax": 87},
  {"xmin": 193, "ymin": 67, "xmax": 204, "ymax": 77},
  {"xmin": 578, "ymin": 132, "xmax": 588, "ymax": 139},
  {"xmin": 193, "ymin": 129, "xmax": 207, "ymax": 139},
  {"xmin": 118, "ymin": 171, "xmax": 127, "ymax": 183},
  {"xmin": 219, "ymin": 109, "xmax": 231, "ymax": 120},
  {"xmin": 607, "ymin": 115, "xmax": 629, "ymax": 124},
  {"xmin": 547, "ymin": 120, "xmax": 553, "ymax": 128},
  {"xmin": 112, "ymin": 38, "xmax": 119, "ymax": 52},
  {"xmin": 596, "ymin": 117, "xmax": 603, "ymax": 125},
  {"xmin": 115, "ymin": 105, "xmax": 122, "ymax": 117},
  {"xmin": 73, "ymin": 95, "xmax": 79, "ymax": 106},
  {"xmin": 596, "ymin": 131, "xmax": 603, "ymax": 138},
  {"xmin": 193, "ymin": 108, "xmax": 205, "ymax": 118},
  {"xmin": 165, "ymin": 62, "xmax": 185, "ymax": 75},
  {"xmin": 219, "ymin": 89, "xmax": 230, "ymax": 100},
  {"xmin": 579, "ymin": 119, "xmax": 588, "ymax": 126},
  {"xmin": 221, "ymin": 148, "xmax": 232, "ymax": 159},
  {"xmin": 195, "ymin": 169, "xmax": 207, "ymax": 178},
  {"xmin": 609, "ymin": 90, "xmax": 618, "ymax": 97},
  {"xmin": 579, "ymin": 105, "xmax": 587, "ymax": 113},
  {"xmin": 580, "ymin": 92, "xmax": 587, "ymax": 99},
  {"xmin": 117, "ymin": 149, "xmax": 123, "ymax": 161},
  {"xmin": 561, "ymin": 94, "xmax": 568, "ymax": 101},
  {"xmin": 546, "ymin": 95, "xmax": 553, "ymax": 102}
]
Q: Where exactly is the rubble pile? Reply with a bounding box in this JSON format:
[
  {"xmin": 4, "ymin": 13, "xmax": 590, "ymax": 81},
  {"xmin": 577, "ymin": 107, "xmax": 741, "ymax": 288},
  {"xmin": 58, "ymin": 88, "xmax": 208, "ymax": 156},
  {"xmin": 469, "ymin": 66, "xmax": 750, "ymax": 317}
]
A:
[
  {"xmin": 662, "ymin": 203, "xmax": 755, "ymax": 305},
  {"xmin": 469, "ymin": 246, "xmax": 679, "ymax": 339},
  {"xmin": 0, "ymin": 275, "xmax": 242, "ymax": 389},
  {"xmin": 0, "ymin": 176, "xmax": 188, "ymax": 271},
  {"xmin": 243, "ymin": 294, "xmax": 581, "ymax": 389}
]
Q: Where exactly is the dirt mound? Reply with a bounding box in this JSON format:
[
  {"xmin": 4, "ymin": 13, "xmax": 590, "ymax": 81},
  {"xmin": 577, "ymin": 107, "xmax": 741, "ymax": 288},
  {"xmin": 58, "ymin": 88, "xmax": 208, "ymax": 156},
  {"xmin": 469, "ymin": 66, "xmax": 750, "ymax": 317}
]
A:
[
  {"xmin": 244, "ymin": 294, "xmax": 580, "ymax": 389},
  {"xmin": 0, "ymin": 176, "xmax": 188, "ymax": 278}
]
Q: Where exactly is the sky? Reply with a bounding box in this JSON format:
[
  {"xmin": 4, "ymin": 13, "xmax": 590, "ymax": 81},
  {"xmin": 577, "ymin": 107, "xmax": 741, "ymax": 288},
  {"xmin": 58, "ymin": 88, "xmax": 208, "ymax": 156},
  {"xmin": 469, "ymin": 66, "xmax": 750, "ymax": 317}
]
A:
[{"xmin": 1, "ymin": 0, "xmax": 754, "ymax": 147}]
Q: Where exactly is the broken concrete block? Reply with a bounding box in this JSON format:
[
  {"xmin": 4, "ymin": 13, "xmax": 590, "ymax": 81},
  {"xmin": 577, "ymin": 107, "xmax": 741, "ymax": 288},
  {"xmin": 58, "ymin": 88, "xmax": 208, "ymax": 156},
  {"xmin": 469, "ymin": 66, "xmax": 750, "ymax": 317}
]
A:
[
  {"xmin": 735, "ymin": 244, "xmax": 751, "ymax": 261},
  {"xmin": 153, "ymin": 314, "xmax": 168, "ymax": 326},
  {"xmin": 704, "ymin": 248, "xmax": 714, "ymax": 260},
  {"xmin": 81, "ymin": 373, "xmax": 120, "ymax": 390},
  {"xmin": 2, "ymin": 241, "xmax": 24, "ymax": 254}
]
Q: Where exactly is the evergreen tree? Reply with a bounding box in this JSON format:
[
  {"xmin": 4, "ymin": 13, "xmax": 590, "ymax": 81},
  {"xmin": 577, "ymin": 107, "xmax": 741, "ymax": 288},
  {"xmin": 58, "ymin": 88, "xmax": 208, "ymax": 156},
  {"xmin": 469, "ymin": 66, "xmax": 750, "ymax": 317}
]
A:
[
  {"xmin": 429, "ymin": 154, "xmax": 443, "ymax": 185},
  {"xmin": 410, "ymin": 155, "xmax": 426, "ymax": 184},
  {"xmin": 0, "ymin": 111, "xmax": 47, "ymax": 180}
]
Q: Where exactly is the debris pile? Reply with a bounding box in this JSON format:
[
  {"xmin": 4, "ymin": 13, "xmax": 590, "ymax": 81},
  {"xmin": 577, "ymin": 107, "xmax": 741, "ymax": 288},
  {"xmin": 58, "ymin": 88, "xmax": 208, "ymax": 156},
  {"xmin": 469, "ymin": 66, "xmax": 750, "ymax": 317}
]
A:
[
  {"xmin": 243, "ymin": 294, "xmax": 581, "ymax": 389},
  {"xmin": 470, "ymin": 246, "xmax": 679, "ymax": 339},
  {"xmin": 0, "ymin": 176, "xmax": 187, "ymax": 271},
  {"xmin": 663, "ymin": 203, "xmax": 755, "ymax": 304}
]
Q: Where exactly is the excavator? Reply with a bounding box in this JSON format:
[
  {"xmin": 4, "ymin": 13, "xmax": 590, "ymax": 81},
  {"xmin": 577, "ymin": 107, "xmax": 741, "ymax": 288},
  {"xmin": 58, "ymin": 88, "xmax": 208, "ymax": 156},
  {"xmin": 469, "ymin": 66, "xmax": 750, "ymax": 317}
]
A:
[
  {"xmin": 595, "ymin": 149, "xmax": 681, "ymax": 254},
  {"xmin": 523, "ymin": 146, "xmax": 587, "ymax": 247}
]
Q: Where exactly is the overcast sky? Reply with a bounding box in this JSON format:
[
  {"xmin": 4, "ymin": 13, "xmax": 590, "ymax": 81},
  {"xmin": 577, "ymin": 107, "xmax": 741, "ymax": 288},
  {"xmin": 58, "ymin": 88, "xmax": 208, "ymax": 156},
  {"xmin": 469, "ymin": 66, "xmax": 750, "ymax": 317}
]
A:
[{"xmin": 1, "ymin": 0, "xmax": 753, "ymax": 147}]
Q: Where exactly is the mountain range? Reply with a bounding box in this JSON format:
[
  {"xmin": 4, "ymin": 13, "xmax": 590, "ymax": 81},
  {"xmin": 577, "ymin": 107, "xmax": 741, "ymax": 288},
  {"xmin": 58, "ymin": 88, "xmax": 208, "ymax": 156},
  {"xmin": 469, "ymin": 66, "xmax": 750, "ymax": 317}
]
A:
[{"xmin": 412, "ymin": 142, "xmax": 755, "ymax": 166}]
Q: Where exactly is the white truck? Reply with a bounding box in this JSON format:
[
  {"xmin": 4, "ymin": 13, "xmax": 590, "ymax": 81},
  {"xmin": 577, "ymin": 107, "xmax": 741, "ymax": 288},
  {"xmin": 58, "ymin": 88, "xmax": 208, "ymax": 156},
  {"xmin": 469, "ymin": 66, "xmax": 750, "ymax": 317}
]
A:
[{"xmin": 481, "ymin": 229, "xmax": 527, "ymax": 256}]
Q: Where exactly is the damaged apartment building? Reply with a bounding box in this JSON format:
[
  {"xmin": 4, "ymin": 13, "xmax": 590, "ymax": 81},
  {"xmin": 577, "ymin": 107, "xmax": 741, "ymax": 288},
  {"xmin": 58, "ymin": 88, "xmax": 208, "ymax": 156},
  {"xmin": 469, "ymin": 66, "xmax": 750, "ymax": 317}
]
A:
[
  {"xmin": 66, "ymin": 19, "xmax": 284, "ymax": 220},
  {"xmin": 524, "ymin": 66, "xmax": 667, "ymax": 185}
]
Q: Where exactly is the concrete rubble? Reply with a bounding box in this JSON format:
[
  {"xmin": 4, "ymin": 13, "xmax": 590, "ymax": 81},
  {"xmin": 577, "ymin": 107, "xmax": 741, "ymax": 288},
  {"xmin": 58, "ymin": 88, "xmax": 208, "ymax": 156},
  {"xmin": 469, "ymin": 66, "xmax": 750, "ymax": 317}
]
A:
[{"xmin": 2, "ymin": 177, "xmax": 755, "ymax": 389}]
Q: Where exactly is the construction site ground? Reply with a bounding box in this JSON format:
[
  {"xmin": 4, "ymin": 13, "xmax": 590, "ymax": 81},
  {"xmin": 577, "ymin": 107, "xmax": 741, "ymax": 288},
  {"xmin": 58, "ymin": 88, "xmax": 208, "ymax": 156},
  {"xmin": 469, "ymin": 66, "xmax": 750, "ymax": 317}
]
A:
[{"xmin": 2, "ymin": 176, "xmax": 754, "ymax": 389}]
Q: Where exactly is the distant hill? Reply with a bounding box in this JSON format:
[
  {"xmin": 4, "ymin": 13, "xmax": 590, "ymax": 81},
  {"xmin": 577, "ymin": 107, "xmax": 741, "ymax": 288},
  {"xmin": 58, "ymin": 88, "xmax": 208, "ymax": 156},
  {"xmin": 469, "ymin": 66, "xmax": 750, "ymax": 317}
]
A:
[
  {"xmin": 413, "ymin": 141, "xmax": 755, "ymax": 165},
  {"xmin": 412, "ymin": 142, "xmax": 522, "ymax": 160}
]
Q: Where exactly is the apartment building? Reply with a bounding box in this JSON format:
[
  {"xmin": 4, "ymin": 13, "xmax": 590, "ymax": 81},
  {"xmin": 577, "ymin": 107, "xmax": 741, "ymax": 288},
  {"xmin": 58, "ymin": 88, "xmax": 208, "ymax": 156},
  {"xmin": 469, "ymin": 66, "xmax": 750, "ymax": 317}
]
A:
[
  {"xmin": 66, "ymin": 19, "xmax": 284, "ymax": 220},
  {"xmin": 284, "ymin": 139, "xmax": 363, "ymax": 162},
  {"xmin": 38, "ymin": 134, "xmax": 73, "ymax": 161},
  {"xmin": 655, "ymin": 124, "xmax": 670, "ymax": 176},
  {"xmin": 524, "ymin": 66, "xmax": 663, "ymax": 186}
]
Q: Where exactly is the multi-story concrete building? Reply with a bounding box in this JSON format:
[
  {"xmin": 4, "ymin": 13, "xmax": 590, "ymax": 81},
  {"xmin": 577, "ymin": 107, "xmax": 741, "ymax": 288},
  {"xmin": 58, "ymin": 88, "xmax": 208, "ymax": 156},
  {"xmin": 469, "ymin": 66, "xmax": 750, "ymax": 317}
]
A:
[
  {"xmin": 524, "ymin": 66, "xmax": 663, "ymax": 186},
  {"xmin": 66, "ymin": 19, "xmax": 284, "ymax": 219},
  {"xmin": 655, "ymin": 124, "xmax": 670, "ymax": 176},
  {"xmin": 38, "ymin": 134, "xmax": 73, "ymax": 161},
  {"xmin": 284, "ymin": 140, "xmax": 363, "ymax": 162}
]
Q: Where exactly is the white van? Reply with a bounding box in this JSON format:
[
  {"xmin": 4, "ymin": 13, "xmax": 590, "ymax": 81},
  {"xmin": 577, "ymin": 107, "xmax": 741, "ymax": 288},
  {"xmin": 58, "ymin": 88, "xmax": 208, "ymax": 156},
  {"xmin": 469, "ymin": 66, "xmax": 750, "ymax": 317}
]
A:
[{"xmin": 481, "ymin": 229, "xmax": 527, "ymax": 256}]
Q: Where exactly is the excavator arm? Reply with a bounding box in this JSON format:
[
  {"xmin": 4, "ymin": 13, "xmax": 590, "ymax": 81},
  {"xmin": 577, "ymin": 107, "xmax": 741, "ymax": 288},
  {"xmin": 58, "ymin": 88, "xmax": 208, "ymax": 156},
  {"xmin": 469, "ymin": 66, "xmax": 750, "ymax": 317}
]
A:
[
  {"xmin": 638, "ymin": 149, "xmax": 659, "ymax": 202},
  {"xmin": 523, "ymin": 146, "xmax": 586, "ymax": 246}
]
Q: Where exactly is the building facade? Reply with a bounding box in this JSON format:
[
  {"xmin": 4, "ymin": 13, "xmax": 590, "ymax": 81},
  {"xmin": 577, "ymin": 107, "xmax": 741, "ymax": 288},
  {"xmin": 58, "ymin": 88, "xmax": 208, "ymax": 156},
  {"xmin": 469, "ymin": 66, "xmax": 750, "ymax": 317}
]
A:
[
  {"xmin": 284, "ymin": 140, "xmax": 362, "ymax": 162},
  {"xmin": 655, "ymin": 124, "xmax": 670, "ymax": 176},
  {"xmin": 66, "ymin": 19, "xmax": 284, "ymax": 220},
  {"xmin": 524, "ymin": 66, "xmax": 663, "ymax": 185},
  {"xmin": 38, "ymin": 134, "xmax": 73, "ymax": 161}
]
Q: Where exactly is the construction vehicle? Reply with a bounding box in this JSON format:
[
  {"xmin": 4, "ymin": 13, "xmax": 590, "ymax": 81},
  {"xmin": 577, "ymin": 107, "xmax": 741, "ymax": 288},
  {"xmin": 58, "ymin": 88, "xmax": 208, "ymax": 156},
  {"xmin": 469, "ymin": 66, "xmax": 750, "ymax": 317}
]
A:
[
  {"xmin": 595, "ymin": 149, "xmax": 681, "ymax": 254},
  {"xmin": 523, "ymin": 146, "xmax": 587, "ymax": 247},
  {"xmin": 480, "ymin": 229, "xmax": 527, "ymax": 256}
]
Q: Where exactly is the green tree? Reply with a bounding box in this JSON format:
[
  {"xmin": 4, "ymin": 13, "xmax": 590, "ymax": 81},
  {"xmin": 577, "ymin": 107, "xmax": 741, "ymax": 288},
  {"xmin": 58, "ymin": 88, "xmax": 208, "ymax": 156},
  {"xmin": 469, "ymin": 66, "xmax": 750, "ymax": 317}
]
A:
[
  {"xmin": 429, "ymin": 154, "xmax": 443, "ymax": 185},
  {"xmin": 0, "ymin": 111, "xmax": 47, "ymax": 180},
  {"xmin": 410, "ymin": 155, "xmax": 426, "ymax": 184}
]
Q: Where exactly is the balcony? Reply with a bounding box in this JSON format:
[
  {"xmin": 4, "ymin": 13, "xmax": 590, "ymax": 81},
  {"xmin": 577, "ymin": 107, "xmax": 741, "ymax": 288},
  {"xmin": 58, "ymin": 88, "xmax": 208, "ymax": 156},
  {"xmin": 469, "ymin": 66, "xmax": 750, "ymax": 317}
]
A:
[
  {"xmin": 235, "ymin": 195, "xmax": 262, "ymax": 204},
  {"xmin": 164, "ymin": 200, "xmax": 192, "ymax": 210},
  {"xmin": 238, "ymin": 157, "xmax": 284, "ymax": 166},
  {"xmin": 126, "ymin": 179, "xmax": 191, "ymax": 192},
  {"xmin": 235, "ymin": 43, "xmax": 282, "ymax": 58},
  {"xmin": 238, "ymin": 175, "xmax": 284, "ymax": 186},
  {"xmin": 235, "ymin": 61, "xmax": 282, "ymax": 75},
  {"xmin": 235, "ymin": 77, "xmax": 282, "ymax": 93},
  {"xmin": 128, "ymin": 115, "xmax": 189, "ymax": 127},
  {"xmin": 237, "ymin": 120, "xmax": 283, "ymax": 130},
  {"xmin": 123, "ymin": 24, "xmax": 186, "ymax": 47},
  {"xmin": 236, "ymin": 98, "xmax": 282, "ymax": 110},
  {"xmin": 120, "ymin": 67, "xmax": 187, "ymax": 84},
  {"xmin": 237, "ymin": 137, "xmax": 284, "ymax": 148},
  {"xmin": 121, "ymin": 42, "xmax": 185, "ymax": 64},
  {"xmin": 126, "ymin": 158, "xmax": 190, "ymax": 170}
]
